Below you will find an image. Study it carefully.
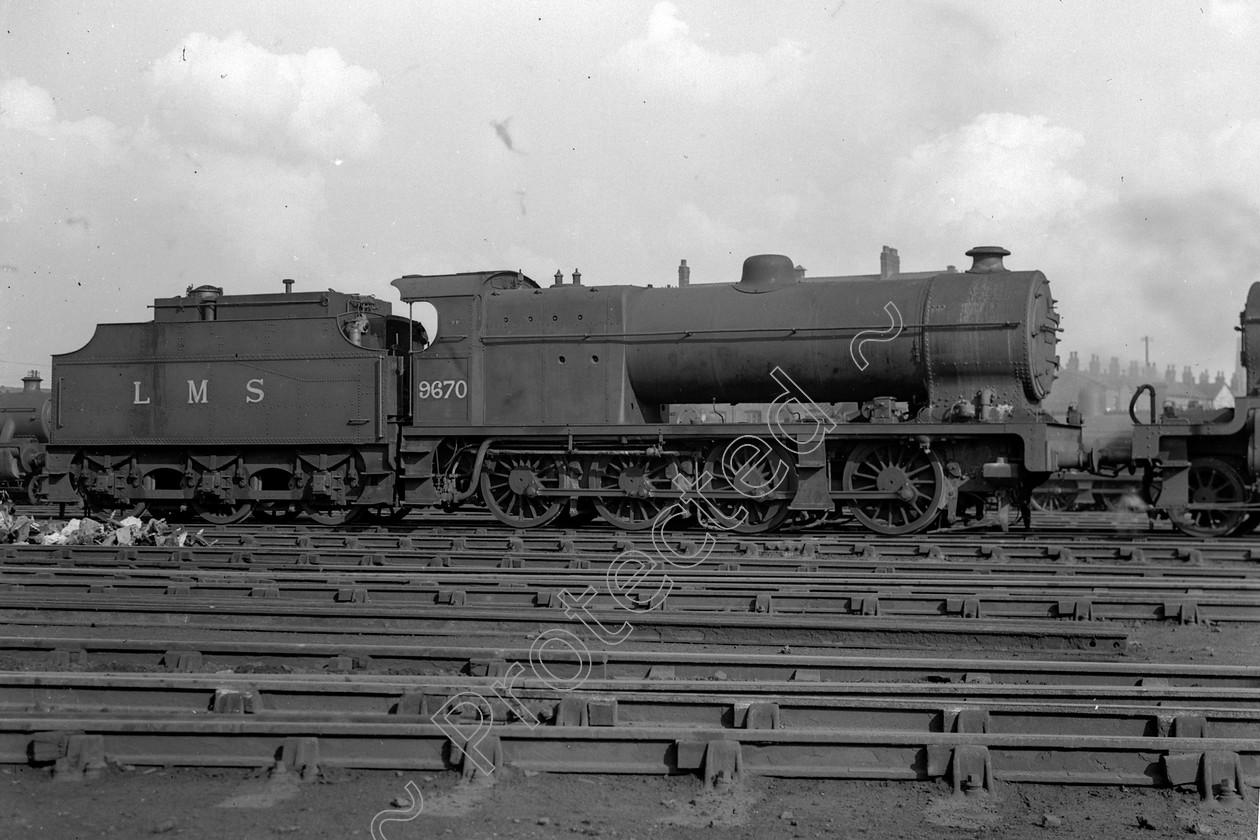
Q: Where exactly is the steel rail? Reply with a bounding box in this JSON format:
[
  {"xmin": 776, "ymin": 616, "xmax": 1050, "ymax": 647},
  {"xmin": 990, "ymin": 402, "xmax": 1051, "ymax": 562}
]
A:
[
  {"xmin": 7, "ymin": 671, "xmax": 1260, "ymax": 718},
  {"xmin": 3, "ymin": 712, "xmax": 1257, "ymax": 795},
  {"xmin": 4, "ymin": 541, "xmax": 1256, "ymax": 579},
  {"xmin": 6, "ymin": 563, "xmax": 1256, "ymax": 592},
  {"xmin": 15, "ymin": 501, "xmax": 1260, "ymax": 554},
  {"xmin": 2, "ymin": 637, "xmax": 1222, "ymax": 687},
  {"xmin": 1, "ymin": 567, "xmax": 1252, "ymax": 623},
  {"xmin": 0, "ymin": 594, "xmax": 1131, "ymax": 651}
]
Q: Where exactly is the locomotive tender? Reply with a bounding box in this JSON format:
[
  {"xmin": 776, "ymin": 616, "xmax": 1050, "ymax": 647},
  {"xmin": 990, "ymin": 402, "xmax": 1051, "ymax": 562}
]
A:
[{"xmin": 36, "ymin": 245, "xmax": 1095, "ymax": 535}]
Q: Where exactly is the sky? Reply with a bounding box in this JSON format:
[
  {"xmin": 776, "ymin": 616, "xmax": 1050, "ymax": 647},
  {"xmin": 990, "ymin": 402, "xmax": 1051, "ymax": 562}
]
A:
[{"xmin": 2, "ymin": 1, "xmax": 1259, "ymax": 388}]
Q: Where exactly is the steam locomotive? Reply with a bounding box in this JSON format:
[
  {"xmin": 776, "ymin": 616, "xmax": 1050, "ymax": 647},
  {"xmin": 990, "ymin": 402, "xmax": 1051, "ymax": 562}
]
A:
[
  {"xmin": 0, "ymin": 372, "xmax": 49, "ymax": 503},
  {"xmin": 16, "ymin": 245, "xmax": 1258, "ymax": 537}
]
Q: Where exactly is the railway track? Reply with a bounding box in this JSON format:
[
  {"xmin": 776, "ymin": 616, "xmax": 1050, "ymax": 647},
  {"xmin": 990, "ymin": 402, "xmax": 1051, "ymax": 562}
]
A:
[
  {"xmin": 4, "ymin": 537, "xmax": 1256, "ymax": 576},
  {"xmin": 0, "ymin": 562, "xmax": 1255, "ymax": 623},
  {"xmin": 0, "ymin": 594, "xmax": 1128, "ymax": 651},
  {"xmin": 7, "ymin": 710, "xmax": 1257, "ymax": 799},
  {"xmin": 7, "ymin": 654, "xmax": 1258, "ymax": 798},
  {"xmin": 0, "ymin": 637, "xmax": 1251, "ymax": 688},
  {"xmin": 3, "ymin": 511, "xmax": 1256, "ymax": 811},
  {"xmin": 11, "ymin": 502, "xmax": 1260, "ymax": 561}
]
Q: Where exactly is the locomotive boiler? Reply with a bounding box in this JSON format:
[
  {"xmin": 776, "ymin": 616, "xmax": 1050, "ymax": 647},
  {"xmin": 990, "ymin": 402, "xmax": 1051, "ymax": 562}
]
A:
[
  {"xmin": 41, "ymin": 245, "xmax": 1088, "ymax": 535},
  {"xmin": 624, "ymin": 247, "xmax": 1060, "ymax": 412}
]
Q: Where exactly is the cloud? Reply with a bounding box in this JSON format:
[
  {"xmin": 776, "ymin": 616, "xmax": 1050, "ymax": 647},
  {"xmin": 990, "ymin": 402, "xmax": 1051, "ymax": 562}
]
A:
[
  {"xmin": 0, "ymin": 34, "xmax": 385, "ymax": 377},
  {"xmin": 872, "ymin": 111, "xmax": 1259, "ymax": 377},
  {"xmin": 604, "ymin": 2, "xmax": 807, "ymax": 101},
  {"xmin": 1206, "ymin": 0, "xmax": 1257, "ymax": 35},
  {"xmin": 887, "ymin": 113, "xmax": 1105, "ymax": 235},
  {"xmin": 148, "ymin": 32, "xmax": 383, "ymax": 161},
  {"xmin": 1151, "ymin": 119, "xmax": 1260, "ymax": 198},
  {"xmin": 668, "ymin": 202, "xmax": 740, "ymax": 255},
  {"xmin": 0, "ymin": 77, "xmax": 57, "ymax": 131},
  {"xmin": 1085, "ymin": 191, "xmax": 1260, "ymax": 359}
]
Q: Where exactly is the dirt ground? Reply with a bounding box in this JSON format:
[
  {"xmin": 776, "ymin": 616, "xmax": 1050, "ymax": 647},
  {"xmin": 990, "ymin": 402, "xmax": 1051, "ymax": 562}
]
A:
[
  {"xmin": 3, "ymin": 763, "xmax": 1257, "ymax": 840},
  {"xmin": 4, "ymin": 599, "xmax": 1258, "ymax": 839}
]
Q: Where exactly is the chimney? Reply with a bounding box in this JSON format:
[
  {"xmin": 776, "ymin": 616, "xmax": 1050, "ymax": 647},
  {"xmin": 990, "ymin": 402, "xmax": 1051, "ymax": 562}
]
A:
[
  {"xmin": 1165, "ymin": 364, "xmax": 1176, "ymax": 385},
  {"xmin": 1183, "ymin": 366, "xmax": 1194, "ymax": 386},
  {"xmin": 1199, "ymin": 370, "xmax": 1210, "ymax": 386},
  {"xmin": 1088, "ymin": 354, "xmax": 1100, "ymax": 376},
  {"xmin": 21, "ymin": 370, "xmax": 41, "ymax": 392},
  {"xmin": 1109, "ymin": 356, "xmax": 1120, "ymax": 378},
  {"xmin": 282, "ymin": 278, "xmax": 295, "ymax": 294},
  {"xmin": 572, "ymin": 268, "xmax": 582, "ymax": 285},
  {"xmin": 1215, "ymin": 370, "xmax": 1226, "ymax": 386},
  {"xmin": 553, "ymin": 270, "xmax": 564, "ymax": 287},
  {"xmin": 879, "ymin": 246, "xmax": 900, "ymax": 280},
  {"xmin": 1067, "ymin": 351, "xmax": 1079, "ymax": 372},
  {"xmin": 965, "ymin": 246, "xmax": 1010, "ymax": 274},
  {"xmin": 678, "ymin": 259, "xmax": 690, "ymax": 287}
]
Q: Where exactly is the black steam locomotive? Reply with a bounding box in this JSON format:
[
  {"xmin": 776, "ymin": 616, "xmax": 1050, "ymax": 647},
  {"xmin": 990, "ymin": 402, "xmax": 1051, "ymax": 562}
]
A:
[
  {"xmin": 18, "ymin": 245, "xmax": 1258, "ymax": 537},
  {"xmin": 0, "ymin": 372, "xmax": 50, "ymax": 503}
]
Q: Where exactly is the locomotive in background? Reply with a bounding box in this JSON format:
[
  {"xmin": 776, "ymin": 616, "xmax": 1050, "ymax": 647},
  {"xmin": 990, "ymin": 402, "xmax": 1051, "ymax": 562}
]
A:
[
  {"xmin": 0, "ymin": 371, "xmax": 50, "ymax": 503},
  {"xmin": 1081, "ymin": 282, "xmax": 1260, "ymax": 537},
  {"xmin": 17, "ymin": 243, "xmax": 1260, "ymax": 537}
]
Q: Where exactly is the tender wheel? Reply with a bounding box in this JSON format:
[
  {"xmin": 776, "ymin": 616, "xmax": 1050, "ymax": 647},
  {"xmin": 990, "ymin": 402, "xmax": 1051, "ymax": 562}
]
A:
[
  {"xmin": 300, "ymin": 501, "xmax": 363, "ymax": 526},
  {"xmin": 479, "ymin": 453, "xmax": 565, "ymax": 528},
  {"xmin": 24, "ymin": 474, "xmax": 47, "ymax": 505},
  {"xmin": 1168, "ymin": 457, "xmax": 1248, "ymax": 538},
  {"xmin": 84, "ymin": 497, "xmax": 147, "ymax": 522},
  {"xmin": 1031, "ymin": 488, "xmax": 1071, "ymax": 512},
  {"xmin": 841, "ymin": 440, "xmax": 944, "ymax": 536},
  {"xmin": 592, "ymin": 455, "xmax": 671, "ymax": 531},
  {"xmin": 702, "ymin": 442, "xmax": 795, "ymax": 534},
  {"xmin": 192, "ymin": 498, "xmax": 255, "ymax": 525}
]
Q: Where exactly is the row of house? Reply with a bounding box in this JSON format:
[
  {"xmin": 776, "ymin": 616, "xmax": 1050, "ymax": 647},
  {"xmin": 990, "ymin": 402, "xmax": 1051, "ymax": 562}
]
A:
[
  {"xmin": 1041, "ymin": 351, "xmax": 1238, "ymax": 419},
  {"xmin": 670, "ymin": 350, "xmax": 1238, "ymax": 426}
]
